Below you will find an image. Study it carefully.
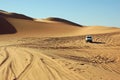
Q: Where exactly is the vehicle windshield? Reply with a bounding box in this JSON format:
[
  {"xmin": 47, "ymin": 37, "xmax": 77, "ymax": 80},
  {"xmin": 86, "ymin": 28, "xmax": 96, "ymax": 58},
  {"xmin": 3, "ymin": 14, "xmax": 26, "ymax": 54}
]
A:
[{"xmin": 86, "ymin": 36, "xmax": 92, "ymax": 38}]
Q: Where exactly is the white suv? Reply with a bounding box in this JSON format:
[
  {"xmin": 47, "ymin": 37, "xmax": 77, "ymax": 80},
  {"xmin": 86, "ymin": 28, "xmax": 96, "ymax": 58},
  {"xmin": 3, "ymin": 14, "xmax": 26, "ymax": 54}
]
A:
[{"xmin": 86, "ymin": 35, "xmax": 93, "ymax": 43}]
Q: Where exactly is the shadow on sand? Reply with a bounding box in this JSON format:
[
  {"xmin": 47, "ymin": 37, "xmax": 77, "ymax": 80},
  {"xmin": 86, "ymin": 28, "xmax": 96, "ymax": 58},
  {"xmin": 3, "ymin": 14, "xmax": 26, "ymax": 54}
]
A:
[
  {"xmin": 91, "ymin": 41, "xmax": 105, "ymax": 44},
  {"xmin": 0, "ymin": 16, "xmax": 17, "ymax": 34}
]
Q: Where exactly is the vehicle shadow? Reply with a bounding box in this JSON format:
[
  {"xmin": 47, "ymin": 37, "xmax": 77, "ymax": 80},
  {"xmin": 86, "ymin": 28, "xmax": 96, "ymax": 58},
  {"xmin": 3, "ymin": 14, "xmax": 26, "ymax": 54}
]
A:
[{"xmin": 91, "ymin": 41, "xmax": 105, "ymax": 44}]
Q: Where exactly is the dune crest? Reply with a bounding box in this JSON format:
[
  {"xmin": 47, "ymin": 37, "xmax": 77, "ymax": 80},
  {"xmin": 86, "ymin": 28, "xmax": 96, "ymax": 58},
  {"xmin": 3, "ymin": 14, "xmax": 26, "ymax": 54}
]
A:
[
  {"xmin": 45, "ymin": 17, "xmax": 82, "ymax": 27},
  {"xmin": 0, "ymin": 10, "xmax": 33, "ymax": 20}
]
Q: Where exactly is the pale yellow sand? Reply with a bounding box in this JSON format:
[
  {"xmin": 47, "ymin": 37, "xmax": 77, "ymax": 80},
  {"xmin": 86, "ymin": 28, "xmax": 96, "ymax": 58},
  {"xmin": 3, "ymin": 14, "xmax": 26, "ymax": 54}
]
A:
[{"xmin": 0, "ymin": 15, "xmax": 120, "ymax": 80}]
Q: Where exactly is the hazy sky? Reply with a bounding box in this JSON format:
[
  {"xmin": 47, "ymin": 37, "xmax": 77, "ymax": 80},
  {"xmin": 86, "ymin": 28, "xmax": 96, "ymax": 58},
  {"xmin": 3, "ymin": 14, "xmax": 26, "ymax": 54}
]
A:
[{"xmin": 0, "ymin": 0, "xmax": 120, "ymax": 27}]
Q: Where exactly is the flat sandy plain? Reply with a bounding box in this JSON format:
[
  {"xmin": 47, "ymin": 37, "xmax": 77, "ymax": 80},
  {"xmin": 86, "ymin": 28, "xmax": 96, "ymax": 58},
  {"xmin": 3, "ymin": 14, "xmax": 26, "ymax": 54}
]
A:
[{"xmin": 0, "ymin": 10, "xmax": 120, "ymax": 80}]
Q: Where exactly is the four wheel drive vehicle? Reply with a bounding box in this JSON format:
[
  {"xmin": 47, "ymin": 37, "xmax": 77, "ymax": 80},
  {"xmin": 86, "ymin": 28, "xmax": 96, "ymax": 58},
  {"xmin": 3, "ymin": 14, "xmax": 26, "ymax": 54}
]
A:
[{"xmin": 85, "ymin": 35, "xmax": 93, "ymax": 43}]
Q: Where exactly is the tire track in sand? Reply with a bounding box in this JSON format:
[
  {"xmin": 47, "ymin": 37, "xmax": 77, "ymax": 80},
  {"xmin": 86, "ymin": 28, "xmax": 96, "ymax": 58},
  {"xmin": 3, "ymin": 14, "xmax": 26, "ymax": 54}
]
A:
[
  {"xmin": 8, "ymin": 47, "xmax": 86, "ymax": 80},
  {"xmin": 0, "ymin": 47, "xmax": 12, "ymax": 70},
  {"xmin": 8, "ymin": 47, "xmax": 34, "ymax": 80},
  {"xmin": 0, "ymin": 47, "xmax": 15, "ymax": 80},
  {"xmin": 39, "ymin": 54, "xmax": 85, "ymax": 80}
]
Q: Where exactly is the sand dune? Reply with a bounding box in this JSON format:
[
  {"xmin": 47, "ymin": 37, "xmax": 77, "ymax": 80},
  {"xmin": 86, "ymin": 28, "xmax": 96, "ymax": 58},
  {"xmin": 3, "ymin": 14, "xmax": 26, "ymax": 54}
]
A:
[
  {"xmin": 0, "ymin": 16, "xmax": 17, "ymax": 34},
  {"xmin": 6, "ymin": 17, "xmax": 83, "ymax": 37},
  {"xmin": 0, "ymin": 11, "xmax": 120, "ymax": 80},
  {"xmin": 44, "ymin": 17, "xmax": 82, "ymax": 27},
  {"xmin": 5, "ymin": 17, "xmax": 120, "ymax": 37},
  {"xmin": 0, "ymin": 10, "xmax": 33, "ymax": 20}
]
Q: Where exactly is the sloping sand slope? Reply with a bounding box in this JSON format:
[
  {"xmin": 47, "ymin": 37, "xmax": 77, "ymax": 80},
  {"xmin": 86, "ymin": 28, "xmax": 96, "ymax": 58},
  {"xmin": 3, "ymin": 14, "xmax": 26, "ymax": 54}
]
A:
[
  {"xmin": 6, "ymin": 17, "xmax": 82, "ymax": 37},
  {"xmin": 0, "ymin": 16, "xmax": 16, "ymax": 34},
  {"xmin": 5, "ymin": 17, "xmax": 120, "ymax": 37},
  {"xmin": 0, "ymin": 11, "xmax": 120, "ymax": 80}
]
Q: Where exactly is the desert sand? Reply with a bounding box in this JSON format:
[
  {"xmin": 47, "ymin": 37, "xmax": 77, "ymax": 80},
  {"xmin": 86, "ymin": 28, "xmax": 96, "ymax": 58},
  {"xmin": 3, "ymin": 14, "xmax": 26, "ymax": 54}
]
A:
[{"xmin": 0, "ymin": 10, "xmax": 120, "ymax": 80}]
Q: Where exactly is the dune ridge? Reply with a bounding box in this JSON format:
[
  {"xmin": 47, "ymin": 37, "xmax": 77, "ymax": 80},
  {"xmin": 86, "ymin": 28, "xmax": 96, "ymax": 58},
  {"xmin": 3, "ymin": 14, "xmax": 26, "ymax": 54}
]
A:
[
  {"xmin": 45, "ymin": 17, "xmax": 82, "ymax": 27},
  {"xmin": 0, "ymin": 10, "xmax": 33, "ymax": 20}
]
